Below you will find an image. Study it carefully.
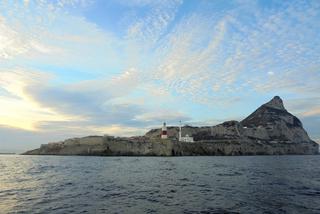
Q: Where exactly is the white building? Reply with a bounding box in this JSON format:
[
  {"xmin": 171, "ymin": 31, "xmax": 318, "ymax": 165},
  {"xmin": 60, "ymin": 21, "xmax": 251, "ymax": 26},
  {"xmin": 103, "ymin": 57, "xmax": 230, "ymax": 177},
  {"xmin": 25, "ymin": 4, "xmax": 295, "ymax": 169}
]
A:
[
  {"xmin": 179, "ymin": 121, "xmax": 194, "ymax": 142},
  {"xmin": 180, "ymin": 134, "xmax": 194, "ymax": 143}
]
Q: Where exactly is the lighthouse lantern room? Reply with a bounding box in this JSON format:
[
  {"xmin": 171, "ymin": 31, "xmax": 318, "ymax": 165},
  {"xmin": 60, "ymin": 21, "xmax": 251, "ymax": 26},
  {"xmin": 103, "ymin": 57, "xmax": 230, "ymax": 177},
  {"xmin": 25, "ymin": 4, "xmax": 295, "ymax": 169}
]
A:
[{"xmin": 161, "ymin": 122, "xmax": 168, "ymax": 139}]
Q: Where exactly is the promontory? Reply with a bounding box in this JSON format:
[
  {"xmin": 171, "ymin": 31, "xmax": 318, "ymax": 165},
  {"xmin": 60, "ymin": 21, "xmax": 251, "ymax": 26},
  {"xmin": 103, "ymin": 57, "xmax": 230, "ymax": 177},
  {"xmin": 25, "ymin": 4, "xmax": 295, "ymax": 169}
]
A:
[{"xmin": 22, "ymin": 96, "xmax": 319, "ymax": 156}]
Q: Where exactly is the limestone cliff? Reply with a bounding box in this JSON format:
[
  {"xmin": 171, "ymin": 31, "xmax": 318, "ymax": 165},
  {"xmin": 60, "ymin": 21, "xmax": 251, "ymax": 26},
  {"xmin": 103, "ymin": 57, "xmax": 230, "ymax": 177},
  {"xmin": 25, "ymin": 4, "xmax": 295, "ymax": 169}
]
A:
[
  {"xmin": 22, "ymin": 96, "xmax": 319, "ymax": 156},
  {"xmin": 240, "ymin": 96, "xmax": 311, "ymax": 143}
]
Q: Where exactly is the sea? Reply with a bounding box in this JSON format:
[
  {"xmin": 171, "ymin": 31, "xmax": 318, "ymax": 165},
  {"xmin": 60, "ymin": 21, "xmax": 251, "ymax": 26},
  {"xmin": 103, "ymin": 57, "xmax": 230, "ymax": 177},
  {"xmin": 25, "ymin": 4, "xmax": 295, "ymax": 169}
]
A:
[{"xmin": 0, "ymin": 155, "xmax": 319, "ymax": 214}]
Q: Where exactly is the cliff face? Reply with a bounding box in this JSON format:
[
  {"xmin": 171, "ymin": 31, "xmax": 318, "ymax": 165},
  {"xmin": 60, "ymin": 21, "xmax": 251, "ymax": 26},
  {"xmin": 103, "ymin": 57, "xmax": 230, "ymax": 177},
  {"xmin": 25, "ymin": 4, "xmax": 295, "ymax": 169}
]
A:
[
  {"xmin": 23, "ymin": 136, "xmax": 175, "ymax": 156},
  {"xmin": 23, "ymin": 96, "xmax": 319, "ymax": 156},
  {"xmin": 240, "ymin": 96, "xmax": 311, "ymax": 143}
]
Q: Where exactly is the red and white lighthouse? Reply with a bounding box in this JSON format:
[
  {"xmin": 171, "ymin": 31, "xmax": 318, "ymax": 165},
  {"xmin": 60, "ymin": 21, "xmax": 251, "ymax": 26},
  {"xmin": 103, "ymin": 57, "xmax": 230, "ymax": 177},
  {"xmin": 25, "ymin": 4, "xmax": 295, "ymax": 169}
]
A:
[{"xmin": 161, "ymin": 122, "xmax": 168, "ymax": 139}]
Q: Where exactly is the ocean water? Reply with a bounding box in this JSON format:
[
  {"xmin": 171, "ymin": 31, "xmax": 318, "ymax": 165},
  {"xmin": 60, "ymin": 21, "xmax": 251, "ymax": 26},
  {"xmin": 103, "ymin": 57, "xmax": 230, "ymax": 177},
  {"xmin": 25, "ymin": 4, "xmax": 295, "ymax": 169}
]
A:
[{"xmin": 0, "ymin": 155, "xmax": 320, "ymax": 214}]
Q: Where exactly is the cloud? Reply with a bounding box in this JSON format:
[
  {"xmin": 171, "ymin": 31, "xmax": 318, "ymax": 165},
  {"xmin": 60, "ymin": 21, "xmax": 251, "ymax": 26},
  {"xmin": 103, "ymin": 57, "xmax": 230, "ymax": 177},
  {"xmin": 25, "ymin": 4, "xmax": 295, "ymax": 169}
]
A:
[
  {"xmin": 142, "ymin": 1, "xmax": 320, "ymax": 104},
  {"xmin": 0, "ymin": 1, "xmax": 121, "ymax": 75},
  {"xmin": 0, "ymin": 15, "xmax": 57, "ymax": 60},
  {"xmin": 286, "ymin": 97, "xmax": 320, "ymax": 117},
  {"xmin": 0, "ymin": 122, "xmax": 146, "ymax": 153},
  {"xmin": 35, "ymin": 121, "xmax": 147, "ymax": 137},
  {"xmin": 126, "ymin": 0, "xmax": 182, "ymax": 44},
  {"xmin": 135, "ymin": 1, "xmax": 319, "ymax": 106},
  {"xmin": 0, "ymin": 0, "xmax": 193, "ymax": 137},
  {"xmin": 0, "ymin": 16, "xmax": 28, "ymax": 59},
  {"xmin": 6, "ymin": 0, "xmax": 318, "ymax": 106},
  {"xmin": 21, "ymin": 0, "xmax": 92, "ymax": 10},
  {"xmin": 134, "ymin": 109, "xmax": 191, "ymax": 123},
  {"xmin": 121, "ymin": 0, "xmax": 183, "ymax": 72},
  {"xmin": 237, "ymin": 2, "xmax": 320, "ymax": 96},
  {"xmin": 0, "ymin": 68, "xmax": 143, "ymax": 126},
  {"xmin": 26, "ymin": 73, "xmax": 190, "ymax": 128},
  {"xmin": 0, "ymin": 69, "xmax": 79, "ymax": 131},
  {"xmin": 301, "ymin": 108, "xmax": 320, "ymax": 117},
  {"xmin": 0, "ymin": 68, "xmax": 190, "ymax": 135},
  {"xmin": 150, "ymin": 14, "xmax": 232, "ymax": 104},
  {"xmin": 2, "ymin": 0, "xmax": 320, "ymax": 99},
  {"xmin": 282, "ymin": 97, "xmax": 320, "ymax": 141}
]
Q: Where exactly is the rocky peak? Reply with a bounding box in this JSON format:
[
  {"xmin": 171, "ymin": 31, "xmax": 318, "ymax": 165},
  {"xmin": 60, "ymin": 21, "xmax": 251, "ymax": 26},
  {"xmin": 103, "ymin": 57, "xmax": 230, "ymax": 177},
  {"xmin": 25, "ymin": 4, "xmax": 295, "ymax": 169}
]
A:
[
  {"xmin": 264, "ymin": 96, "xmax": 285, "ymax": 110},
  {"xmin": 241, "ymin": 96, "xmax": 300, "ymax": 128}
]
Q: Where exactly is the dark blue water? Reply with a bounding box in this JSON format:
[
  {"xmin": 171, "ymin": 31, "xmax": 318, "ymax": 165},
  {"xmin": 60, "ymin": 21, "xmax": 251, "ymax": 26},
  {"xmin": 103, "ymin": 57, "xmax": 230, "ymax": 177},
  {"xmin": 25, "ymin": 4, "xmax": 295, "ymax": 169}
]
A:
[{"xmin": 0, "ymin": 155, "xmax": 320, "ymax": 214}]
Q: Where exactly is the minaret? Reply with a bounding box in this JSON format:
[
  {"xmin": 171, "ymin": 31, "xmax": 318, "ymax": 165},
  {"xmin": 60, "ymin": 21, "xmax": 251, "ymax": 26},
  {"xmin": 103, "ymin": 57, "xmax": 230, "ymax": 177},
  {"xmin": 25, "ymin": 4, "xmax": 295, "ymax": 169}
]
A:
[
  {"xmin": 179, "ymin": 120, "xmax": 182, "ymax": 141},
  {"xmin": 161, "ymin": 122, "xmax": 168, "ymax": 139}
]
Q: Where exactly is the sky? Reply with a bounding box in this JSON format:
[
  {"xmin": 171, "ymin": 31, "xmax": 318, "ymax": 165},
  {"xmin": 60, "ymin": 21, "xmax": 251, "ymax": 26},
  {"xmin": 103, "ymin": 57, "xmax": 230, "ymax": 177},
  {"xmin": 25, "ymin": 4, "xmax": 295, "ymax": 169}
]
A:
[{"xmin": 0, "ymin": 0, "xmax": 319, "ymax": 152}]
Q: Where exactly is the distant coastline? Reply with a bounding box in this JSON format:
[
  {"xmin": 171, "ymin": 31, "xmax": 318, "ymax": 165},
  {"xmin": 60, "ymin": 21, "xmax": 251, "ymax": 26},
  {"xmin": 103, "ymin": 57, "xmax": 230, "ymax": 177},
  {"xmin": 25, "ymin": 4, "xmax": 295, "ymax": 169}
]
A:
[{"xmin": 22, "ymin": 96, "xmax": 319, "ymax": 156}]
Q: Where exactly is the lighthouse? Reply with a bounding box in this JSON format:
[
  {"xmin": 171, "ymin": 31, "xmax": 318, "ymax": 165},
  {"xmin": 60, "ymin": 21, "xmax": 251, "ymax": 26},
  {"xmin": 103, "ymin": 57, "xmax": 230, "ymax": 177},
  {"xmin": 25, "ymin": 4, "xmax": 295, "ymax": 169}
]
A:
[{"xmin": 161, "ymin": 122, "xmax": 168, "ymax": 139}]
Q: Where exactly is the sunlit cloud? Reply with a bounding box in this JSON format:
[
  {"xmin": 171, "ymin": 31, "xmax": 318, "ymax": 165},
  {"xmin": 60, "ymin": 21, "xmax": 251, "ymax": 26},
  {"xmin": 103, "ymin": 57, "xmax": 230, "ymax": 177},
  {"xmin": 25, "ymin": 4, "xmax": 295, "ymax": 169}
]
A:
[
  {"xmin": 0, "ymin": 69, "xmax": 78, "ymax": 131},
  {"xmin": 286, "ymin": 97, "xmax": 320, "ymax": 117},
  {"xmin": 301, "ymin": 108, "xmax": 320, "ymax": 117}
]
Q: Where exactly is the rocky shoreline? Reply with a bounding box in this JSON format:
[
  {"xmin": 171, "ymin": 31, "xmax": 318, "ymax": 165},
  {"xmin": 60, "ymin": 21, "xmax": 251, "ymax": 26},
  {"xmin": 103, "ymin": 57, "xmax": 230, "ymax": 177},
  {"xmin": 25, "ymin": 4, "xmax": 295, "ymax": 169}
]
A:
[
  {"xmin": 22, "ymin": 96, "xmax": 319, "ymax": 156},
  {"xmin": 22, "ymin": 136, "xmax": 318, "ymax": 156}
]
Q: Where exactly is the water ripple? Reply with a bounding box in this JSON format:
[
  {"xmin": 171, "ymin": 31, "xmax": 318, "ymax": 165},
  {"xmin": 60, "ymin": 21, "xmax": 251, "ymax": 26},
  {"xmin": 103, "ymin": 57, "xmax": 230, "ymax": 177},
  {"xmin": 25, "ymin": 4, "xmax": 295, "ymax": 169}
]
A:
[{"xmin": 0, "ymin": 155, "xmax": 320, "ymax": 213}]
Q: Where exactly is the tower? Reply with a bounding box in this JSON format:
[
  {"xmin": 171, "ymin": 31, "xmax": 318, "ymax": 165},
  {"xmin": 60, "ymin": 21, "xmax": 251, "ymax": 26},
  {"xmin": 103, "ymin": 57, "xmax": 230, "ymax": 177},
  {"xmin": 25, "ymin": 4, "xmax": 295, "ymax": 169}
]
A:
[
  {"xmin": 179, "ymin": 120, "xmax": 182, "ymax": 141},
  {"xmin": 178, "ymin": 120, "xmax": 194, "ymax": 143},
  {"xmin": 161, "ymin": 122, "xmax": 168, "ymax": 139}
]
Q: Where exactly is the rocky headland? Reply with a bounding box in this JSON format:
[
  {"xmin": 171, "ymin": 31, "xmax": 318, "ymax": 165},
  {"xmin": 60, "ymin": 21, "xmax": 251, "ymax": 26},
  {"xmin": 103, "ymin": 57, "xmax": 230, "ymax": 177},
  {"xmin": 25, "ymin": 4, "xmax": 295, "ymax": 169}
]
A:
[{"xmin": 23, "ymin": 96, "xmax": 319, "ymax": 156}]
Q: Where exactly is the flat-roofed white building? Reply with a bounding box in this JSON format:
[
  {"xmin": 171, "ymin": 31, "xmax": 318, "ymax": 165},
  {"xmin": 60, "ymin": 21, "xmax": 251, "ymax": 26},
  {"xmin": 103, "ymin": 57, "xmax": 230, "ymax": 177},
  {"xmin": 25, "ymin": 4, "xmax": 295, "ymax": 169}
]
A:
[{"xmin": 179, "ymin": 121, "xmax": 194, "ymax": 142}]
